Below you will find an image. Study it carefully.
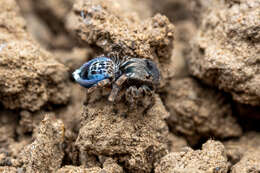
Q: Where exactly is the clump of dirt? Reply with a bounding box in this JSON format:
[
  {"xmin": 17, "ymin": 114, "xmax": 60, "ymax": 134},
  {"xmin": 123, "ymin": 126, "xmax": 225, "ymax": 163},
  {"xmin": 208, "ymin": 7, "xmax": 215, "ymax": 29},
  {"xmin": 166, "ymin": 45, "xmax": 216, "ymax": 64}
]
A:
[
  {"xmin": 76, "ymin": 95, "xmax": 170, "ymax": 173},
  {"xmin": 154, "ymin": 140, "xmax": 229, "ymax": 173},
  {"xmin": 0, "ymin": 0, "xmax": 28, "ymax": 41},
  {"xmin": 0, "ymin": 41, "xmax": 70, "ymax": 111},
  {"xmin": 0, "ymin": 0, "xmax": 70, "ymax": 111},
  {"xmin": 225, "ymin": 132, "xmax": 260, "ymax": 173},
  {"xmin": 67, "ymin": 0, "xmax": 174, "ymax": 61},
  {"xmin": 231, "ymin": 148, "xmax": 260, "ymax": 173},
  {"xmin": 18, "ymin": 114, "xmax": 65, "ymax": 172},
  {"xmin": 224, "ymin": 132, "xmax": 260, "ymax": 164},
  {"xmin": 165, "ymin": 77, "xmax": 242, "ymax": 145},
  {"xmin": 188, "ymin": 0, "xmax": 260, "ymax": 106}
]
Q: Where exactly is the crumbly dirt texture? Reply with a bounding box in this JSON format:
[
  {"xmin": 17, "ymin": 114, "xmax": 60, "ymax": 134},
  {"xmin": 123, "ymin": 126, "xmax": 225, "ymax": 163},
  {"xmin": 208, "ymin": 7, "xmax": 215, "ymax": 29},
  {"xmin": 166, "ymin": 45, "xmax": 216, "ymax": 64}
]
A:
[
  {"xmin": 165, "ymin": 77, "xmax": 242, "ymax": 144},
  {"xmin": 0, "ymin": 41, "xmax": 70, "ymax": 111},
  {"xmin": 188, "ymin": 0, "xmax": 260, "ymax": 106},
  {"xmin": 154, "ymin": 140, "xmax": 229, "ymax": 173},
  {"xmin": 225, "ymin": 133, "xmax": 260, "ymax": 173},
  {"xmin": 224, "ymin": 132, "xmax": 260, "ymax": 164},
  {"xmin": 231, "ymin": 148, "xmax": 260, "ymax": 173},
  {"xmin": 67, "ymin": 0, "xmax": 174, "ymax": 61},
  {"xmin": 18, "ymin": 114, "xmax": 65, "ymax": 172},
  {"xmin": 76, "ymin": 95, "xmax": 170, "ymax": 173},
  {"xmin": 0, "ymin": 0, "xmax": 70, "ymax": 111},
  {"xmin": 0, "ymin": 0, "xmax": 260, "ymax": 172}
]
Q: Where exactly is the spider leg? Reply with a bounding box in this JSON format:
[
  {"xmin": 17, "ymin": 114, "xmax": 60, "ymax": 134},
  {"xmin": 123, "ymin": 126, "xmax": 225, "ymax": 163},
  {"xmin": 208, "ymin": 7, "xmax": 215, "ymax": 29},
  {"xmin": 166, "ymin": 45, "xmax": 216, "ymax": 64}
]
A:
[
  {"xmin": 115, "ymin": 74, "xmax": 128, "ymax": 86},
  {"xmin": 108, "ymin": 84, "xmax": 120, "ymax": 102},
  {"xmin": 125, "ymin": 86, "xmax": 139, "ymax": 104},
  {"xmin": 140, "ymin": 85, "xmax": 153, "ymax": 96},
  {"xmin": 97, "ymin": 78, "xmax": 111, "ymax": 87},
  {"xmin": 108, "ymin": 74, "xmax": 129, "ymax": 102},
  {"xmin": 125, "ymin": 85, "xmax": 153, "ymax": 103},
  {"xmin": 87, "ymin": 79, "xmax": 111, "ymax": 93}
]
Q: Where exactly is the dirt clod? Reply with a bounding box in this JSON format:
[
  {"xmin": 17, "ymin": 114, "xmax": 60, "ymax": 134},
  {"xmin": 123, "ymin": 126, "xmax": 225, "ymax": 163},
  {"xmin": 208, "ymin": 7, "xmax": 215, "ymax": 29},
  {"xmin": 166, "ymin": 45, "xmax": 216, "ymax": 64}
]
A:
[
  {"xmin": 67, "ymin": 0, "xmax": 174, "ymax": 60},
  {"xmin": 231, "ymin": 148, "xmax": 260, "ymax": 173},
  {"xmin": 225, "ymin": 132, "xmax": 260, "ymax": 165},
  {"xmin": 76, "ymin": 95, "xmax": 170, "ymax": 173},
  {"xmin": 165, "ymin": 77, "xmax": 242, "ymax": 145},
  {"xmin": 188, "ymin": 0, "xmax": 260, "ymax": 106},
  {"xmin": 19, "ymin": 114, "xmax": 65, "ymax": 172},
  {"xmin": 155, "ymin": 140, "xmax": 229, "ymax": 173},
  {"xmin": 0, "ymin": 0, "xmax": 71, "ymax": 111}
]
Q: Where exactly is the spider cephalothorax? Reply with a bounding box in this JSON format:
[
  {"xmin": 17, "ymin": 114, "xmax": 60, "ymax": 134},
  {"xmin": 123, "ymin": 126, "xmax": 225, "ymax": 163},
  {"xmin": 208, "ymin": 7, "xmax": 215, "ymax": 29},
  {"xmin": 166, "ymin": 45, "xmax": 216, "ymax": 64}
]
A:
[{"xmin": 72, "ymin": 55, "xmax": 160, "ymax": 102}]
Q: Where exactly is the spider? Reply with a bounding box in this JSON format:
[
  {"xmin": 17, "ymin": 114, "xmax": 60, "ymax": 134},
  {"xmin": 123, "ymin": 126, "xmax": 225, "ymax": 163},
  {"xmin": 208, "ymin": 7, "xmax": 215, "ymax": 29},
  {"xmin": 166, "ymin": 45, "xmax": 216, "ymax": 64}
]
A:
[{"xmin": 72, "ymin": 55, "xmax": 160, "ymax": 102}]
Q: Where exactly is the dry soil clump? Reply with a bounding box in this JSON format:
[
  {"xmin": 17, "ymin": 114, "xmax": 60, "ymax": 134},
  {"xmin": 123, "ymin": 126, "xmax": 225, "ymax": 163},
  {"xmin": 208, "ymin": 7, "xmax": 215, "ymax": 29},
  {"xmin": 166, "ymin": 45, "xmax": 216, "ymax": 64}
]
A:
[
  {"xmin": 0, "ymin": 0, "xmax": 70, "ymax": 111},
  {"xmin": 165, "ymin": 77, "xmax": 242, "ymax": 144},
  {"xmin": 19, "ymin": 114, "xmax": 65, "ymax": 172},
  {"xmin": 155, "ymin": 140, "xmax": 229, "ymax": 173},
  {"xmin": 188, "ymin": 0, "xmax": 260, "ymax": 106},
  {"xmin": 76, "ymin": 95, "xmax": 170, "ymax": 173},
  {"xmin": 231, "ymin": 148, "xmax": 260, "ymax": 173},
  {"xmin": 224, "ymin": 132, "xmax": 260, "ymax": 164}
]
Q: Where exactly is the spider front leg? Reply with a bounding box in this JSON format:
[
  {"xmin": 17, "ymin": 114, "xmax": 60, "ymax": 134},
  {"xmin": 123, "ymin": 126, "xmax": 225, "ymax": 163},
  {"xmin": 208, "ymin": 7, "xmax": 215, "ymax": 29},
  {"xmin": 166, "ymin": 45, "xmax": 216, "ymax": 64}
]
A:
[
  {"xmin": 108, "ymin": 74, "xmax": 129, "ymax": 102},
  {"xmin": 87, "ymin": 79, "xmax": 111, "ymax": 93},
  {"xmin": 125, "ymin": 86, "xmax": 141, "ymax": 104},
  {"xmin": 125, "ymin": 85, "xmax": 153, "ymax": 104},
  {"xmin": 139, "ymin": 85, "xmax": 153, "ymax": 96}
]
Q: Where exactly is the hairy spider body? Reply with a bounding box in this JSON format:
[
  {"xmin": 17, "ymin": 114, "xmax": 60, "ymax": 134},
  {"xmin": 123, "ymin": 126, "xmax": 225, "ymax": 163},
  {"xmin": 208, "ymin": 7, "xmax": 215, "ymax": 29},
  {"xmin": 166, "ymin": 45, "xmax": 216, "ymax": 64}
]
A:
[
  {"xmin": 119, "ymin": 58, "xmax": 160, "ymax": 86},
  {"xmin": 73, "ymin": 55, "xmax": 160, "ymax": 102}
]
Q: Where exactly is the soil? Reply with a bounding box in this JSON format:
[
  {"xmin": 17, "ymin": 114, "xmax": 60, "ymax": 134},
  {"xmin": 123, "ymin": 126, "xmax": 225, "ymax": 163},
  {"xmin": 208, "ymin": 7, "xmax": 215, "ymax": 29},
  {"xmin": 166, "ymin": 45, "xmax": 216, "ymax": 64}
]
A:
[{"xmin": 0, "ymin": 0, "xmax": 259, "ymax": 173}]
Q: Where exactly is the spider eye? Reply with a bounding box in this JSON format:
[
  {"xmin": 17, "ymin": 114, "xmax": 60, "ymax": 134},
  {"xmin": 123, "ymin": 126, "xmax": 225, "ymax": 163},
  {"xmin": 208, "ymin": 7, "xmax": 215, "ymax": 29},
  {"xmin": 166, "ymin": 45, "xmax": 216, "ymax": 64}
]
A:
[
  {"xmin": 146, "ymin": 74, "xmax": 151, "ymax": 79},
  {"xmin": 145, "ymin": 60, "xmax": 155, "ymax": 70},
  {"xmin": 144, "ymin": 59, "xmax": 160, "ymax": 82}
]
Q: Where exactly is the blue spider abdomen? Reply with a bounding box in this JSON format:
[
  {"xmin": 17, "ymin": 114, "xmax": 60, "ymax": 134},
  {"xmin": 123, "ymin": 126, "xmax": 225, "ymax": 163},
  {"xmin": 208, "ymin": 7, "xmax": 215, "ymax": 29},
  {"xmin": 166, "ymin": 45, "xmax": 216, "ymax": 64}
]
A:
[{"xmin": 72, "ymin": 57, "xmax": 115, "ymax": 88}]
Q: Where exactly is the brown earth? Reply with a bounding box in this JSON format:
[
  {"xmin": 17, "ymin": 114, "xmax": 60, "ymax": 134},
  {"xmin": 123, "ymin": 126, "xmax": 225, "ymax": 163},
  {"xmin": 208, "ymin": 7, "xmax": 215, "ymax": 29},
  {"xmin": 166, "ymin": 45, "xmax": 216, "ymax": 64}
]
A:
[{"xmin": 0, "ymin": 0, "xmax": 259, "ymax": 173}]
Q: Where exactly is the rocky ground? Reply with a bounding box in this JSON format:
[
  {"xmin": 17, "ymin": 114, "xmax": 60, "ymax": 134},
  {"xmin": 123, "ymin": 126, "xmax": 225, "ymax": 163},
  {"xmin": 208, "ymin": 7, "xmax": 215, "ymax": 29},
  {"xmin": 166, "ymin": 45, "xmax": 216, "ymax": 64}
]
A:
[{"xmin": 0, "ymin": 0, "xmax": 259, "ymax": 172}]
